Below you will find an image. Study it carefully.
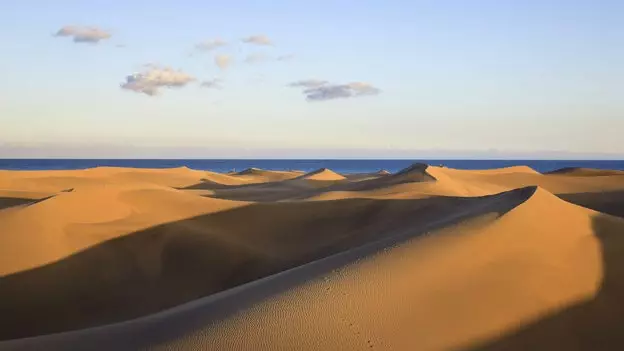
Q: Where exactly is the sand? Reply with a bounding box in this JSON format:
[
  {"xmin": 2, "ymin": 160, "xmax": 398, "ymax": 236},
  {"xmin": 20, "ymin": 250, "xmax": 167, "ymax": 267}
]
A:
[
  {"xmin": 1, "ymin": 164, "xmax": 623, "ymax": 350},
  {"xmin": 298, "ymin": 168, "xmax": 346, "ymax": 181}
]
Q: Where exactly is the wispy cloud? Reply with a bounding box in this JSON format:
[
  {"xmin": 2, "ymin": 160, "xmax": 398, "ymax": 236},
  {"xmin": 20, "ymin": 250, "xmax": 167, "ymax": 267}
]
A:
[
  {"xmin": 200, "ymin": 78, "xmax": 223, "ymax": 89},
  {"xmin": 345, "ymin": 82, "xmax": 381, "ymax": 96},
  {"xmin": 195, "ymin": 39, "xmax": 227, "ymax": 51},
  {"xmin": 242, "ymin": 35, "xmax": 272, "ymax": 46},
  {"xmin": 214, "ymin": 54, "xmax": 232, "ymax": 69},
  {"xmin": 121, "ymin": 66, "xmax": 195, "ymax": 96},
  {"xmin": 54, "ymin": 25, "xmax": 111, "ymax": 43},
  {"xmin": 289, "ymin": 80, "xmax": 381, "ymax": 101}
]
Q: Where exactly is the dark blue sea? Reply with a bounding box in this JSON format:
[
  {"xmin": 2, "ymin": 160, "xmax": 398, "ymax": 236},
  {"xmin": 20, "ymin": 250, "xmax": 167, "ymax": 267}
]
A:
[{"xmin": 0, "ymin": 159, "xmax": 622, "ymax": 173}]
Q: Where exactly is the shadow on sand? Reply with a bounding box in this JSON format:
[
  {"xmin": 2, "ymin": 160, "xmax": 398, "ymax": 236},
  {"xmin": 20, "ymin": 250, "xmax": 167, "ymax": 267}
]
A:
[
  {"xmin": 0, "ymin": 196, "xmax": 54, "ymax": 211},
  {"xmin": 557, "ymin": 190, "xmax": 624, "ymax": 218},
  {"xmin": 465, "ymin": 213, "xmax": 624, "ymax": 350},
  {"xmin": 0, "ymin": 188, "xmax": 534, "ymax": 342},
  {"xmin": 0, "ymin": 197, "xmax": 36, "ymax": 210}
]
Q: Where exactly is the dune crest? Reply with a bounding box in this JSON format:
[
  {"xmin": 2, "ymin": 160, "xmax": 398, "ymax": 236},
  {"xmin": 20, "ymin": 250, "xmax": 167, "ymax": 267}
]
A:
[
  {"xmin": 0, "ymin": 183, "xmax": 247, "ymax": 277},
  {"xmin": 298, "ymin": 168, "xmax": 346, "ymax": 181},
  {"xmin": 0, "ymin": 164, "xmax": 623, "ymax": 350}
]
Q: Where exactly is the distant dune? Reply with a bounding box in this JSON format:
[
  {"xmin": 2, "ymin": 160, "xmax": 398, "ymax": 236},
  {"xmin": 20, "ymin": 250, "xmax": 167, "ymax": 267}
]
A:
[
  {"xmin": 298, "ymin": 168, "xmax": 347, "ymax": 181},
  {"xmin": 235, "ymin": 168, "xmax": 302, "ymax": 181},
  {"xmin": 1, "ymin": 163, "xmax": 624, "ymax": 350},
  {"xmin": 546, "ymin": 167, "xmax": 624, "ymax": 177}
]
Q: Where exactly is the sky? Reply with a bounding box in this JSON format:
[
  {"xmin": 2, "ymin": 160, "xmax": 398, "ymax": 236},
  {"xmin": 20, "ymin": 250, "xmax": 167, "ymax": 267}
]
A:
[{"xmin": 0, "ymin": 0, "xmax": 622, "ymax": 158}]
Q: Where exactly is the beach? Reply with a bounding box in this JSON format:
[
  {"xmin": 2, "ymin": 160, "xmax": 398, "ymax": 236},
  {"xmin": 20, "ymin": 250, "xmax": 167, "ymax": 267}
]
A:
[{"xmin": 1, "ymin": 163, "xmax": 623, "ymax": 350}]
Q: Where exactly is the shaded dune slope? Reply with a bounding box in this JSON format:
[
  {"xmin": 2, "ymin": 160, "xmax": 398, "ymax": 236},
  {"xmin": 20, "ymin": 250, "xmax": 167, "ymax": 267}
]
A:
[
  {"xmin": 546, "ymin": 167, "xmax": 624, "ymax": 177},
  {"xmin": 4, "ymin": 186, "xmax": 624, "ymax": 350},
  {"xmin": 185, "ymin": 168, "xmax": 350, "ymax": 202},
  {"xmin": 0, "ymin": 186, "xmax": 532, "ymax": 341},
  {"xmin": 0, "ymin": 183, "xmax": 247, "ymax": 276},
  {"xmin": 321, "ymin": 163, "xmax": 435, "ymax": 193},
  {"xmin": 0, "ymin": 186, "xmax": 536, "ymax": 348},
  {"xmin": 1, "ymin": 163, "xmax": 624, "ymax": 350},
  {"xmin": 234, "ymin": 168, "xmax": 303, "ymax": 181},
  {"xmin": 0, "ymin": 197, "xmax": 41, "ymax": 211}
]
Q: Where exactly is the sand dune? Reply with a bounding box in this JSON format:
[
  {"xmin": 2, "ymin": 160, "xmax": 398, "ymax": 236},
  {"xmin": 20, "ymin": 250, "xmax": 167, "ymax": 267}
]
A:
[
  {"xmin": 427, "ymin": 165, "xmax": 624, "ymax": 195},
  {"xmin": 1, "ymin": 163, "xmax": 624, "ymax": 350},
  {"xmin": 0, "ymin": 183, "xmax": 247, "ymax": 276},
  {"xmin": 319, "ymin": 163, "xmax": 435, "ymax": 193},
  {"xmin": 298, "ymin": 168, "xmax": 346, "ymax": 181},
  {"xmin": 0, "ymin": 166, "xmax": 219, "ymax": 192},
  {"xmin": 234, "ymin": 168, "xmax": 303, "ymax": 182},
  {"xmin": 546, "ymin": 167, "xmax": 624, "ymax": 177},
  {"xmin": 343, "ymin": 169, "xmax": 391, "ymax": 182}
]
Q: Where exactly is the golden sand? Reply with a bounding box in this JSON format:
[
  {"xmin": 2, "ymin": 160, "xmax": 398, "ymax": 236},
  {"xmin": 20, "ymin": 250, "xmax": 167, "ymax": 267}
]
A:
[{"xmin": 0, "ymin": 164, "xmax": 623, "ymax": 350}]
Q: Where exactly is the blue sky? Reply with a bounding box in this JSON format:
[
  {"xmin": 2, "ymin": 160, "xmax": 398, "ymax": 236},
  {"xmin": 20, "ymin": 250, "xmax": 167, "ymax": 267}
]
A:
[{"xmin": 0, "ymin": 0, "xmax": 622, "ymax": 158}]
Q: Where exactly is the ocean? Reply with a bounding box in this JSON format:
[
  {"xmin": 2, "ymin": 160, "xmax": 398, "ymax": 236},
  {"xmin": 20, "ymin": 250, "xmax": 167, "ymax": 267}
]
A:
[{"xmin": 0, "ymin": 159, "xmax": 622, "ymax": 173}]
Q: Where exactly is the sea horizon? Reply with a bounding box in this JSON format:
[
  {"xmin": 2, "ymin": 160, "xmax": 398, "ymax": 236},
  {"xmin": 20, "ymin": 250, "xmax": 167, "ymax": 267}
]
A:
[{"xmin": 2, "ymin": 158, "xmax": 623, "ymax": 173}]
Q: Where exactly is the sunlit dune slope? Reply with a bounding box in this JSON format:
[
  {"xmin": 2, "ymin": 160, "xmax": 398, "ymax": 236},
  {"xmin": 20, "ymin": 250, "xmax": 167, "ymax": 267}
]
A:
[{"xmin": 1, "ymin": 163, "xmax": 624, "ymax": 350}]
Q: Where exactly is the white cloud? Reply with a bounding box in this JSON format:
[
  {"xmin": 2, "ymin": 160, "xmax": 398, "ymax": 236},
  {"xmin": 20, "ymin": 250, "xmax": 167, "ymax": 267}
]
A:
[
  {"xmin": 346, "ymin": 82, "xmax": 381, "ymax": 95},
  {"xmin": 121, "ymin": 66, "xmax": 195, "ymax": 96},
  {"xmin": 215, "ymin": 55, "xmax": 232, "ymax": 69},
  {"xmin": 289, "ymin": 80, "xmax": 381, "ymax": 101},
  {"xmin": 55, "ymin": 25, "xmax": 111, "ymax": 43},
  {"xmin": 242, "ymin": 35, "xmax": 272, "ymax": 46}
]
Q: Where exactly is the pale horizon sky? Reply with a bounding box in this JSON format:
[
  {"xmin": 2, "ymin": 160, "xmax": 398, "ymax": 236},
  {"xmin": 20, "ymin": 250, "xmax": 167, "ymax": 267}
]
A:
[{"xmin": 1, "ymin": 0, "xmax": 622, "ymax": 158}]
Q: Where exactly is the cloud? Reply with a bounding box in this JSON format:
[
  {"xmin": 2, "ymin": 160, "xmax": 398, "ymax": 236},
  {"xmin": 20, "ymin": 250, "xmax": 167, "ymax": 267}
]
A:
[
  {"xmin": 200, "ymin": 78, "xmax": 223, "ymax": 89},
  {"xmin": 304, "ymin": 85, "xmax": 353, "ymax": 101},
  {"xmin": 244, "ymin": 53, "xmax": 270, "ymax": 64},
  {"xmin": 288, "ymin": 79, "xmax": 329, "ymax": 88},
  {"xmin": 120, "ymin": 66, "xmax": 195, "ymax": 96},
  {"xmin": 289, "ymin": 80, "xmax": 381, "ymax": 101},
  {"xmin": 195, "ymin": 39, "xmax": 227, "ymax": 51},
  {"xmin": 215, "ymin": 55, "xmax": 232, "ymax": 69},
  {"xmin": 242, "ymin": 35, "xmax": 272, "ymax": 46},
  {"xmin": 345, "ymin": 82, "xmax": 381, "ymax": 96},
  {"xmin": 55, "ymin": 25, "xmax": 111, "ymax": 43}
]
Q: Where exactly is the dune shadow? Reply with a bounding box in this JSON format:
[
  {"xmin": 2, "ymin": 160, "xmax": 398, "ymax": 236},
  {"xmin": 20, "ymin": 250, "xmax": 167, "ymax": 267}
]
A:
[
  {"xmin": 178, "ymin": 179, "xmax": 230, "ymax": 190},
  {"xmin": 181, "ymin": 178, "xmax": 302, "ymax": 198},
  {"xmin": 200, "ymin": 180, "xmax": 341, "ymax": 202},
  {"xmin": 465, "ymin": 213, "xmax": 624, "ymax": 350},
  {"xmin": 0, "ymin": 197, "xmax": 37, "ymax": 210},
  {"xmin": 0, "ymin": 188, "xmax": 534, "ymax": 343},
  {"xmin": 180, "ymin": 163, "xmax": 431, "ymax": 202},
  {"xmin": 545, "ymin": 168, "xmax": 624, "ymax": 176},
  {"xmin": 557, "ymin": 190, "xmax": 624, "ymax": 218},
  {"xmin": 0, "ymin": 196, "xmax": 54, "ymax": 210}
]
